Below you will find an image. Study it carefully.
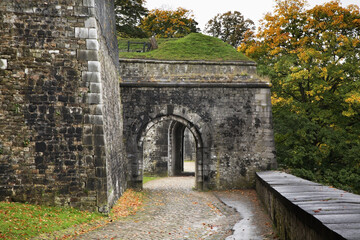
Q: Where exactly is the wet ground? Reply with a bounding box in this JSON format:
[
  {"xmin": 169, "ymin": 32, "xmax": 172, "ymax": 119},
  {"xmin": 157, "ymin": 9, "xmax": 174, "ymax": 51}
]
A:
[
  {"xmin": 76, "ymin": 166, "xmax": 277, "ymax": 239},
  {"xmin": 215, "ymin": 190, "xmax": 276, "ymax": 240}
]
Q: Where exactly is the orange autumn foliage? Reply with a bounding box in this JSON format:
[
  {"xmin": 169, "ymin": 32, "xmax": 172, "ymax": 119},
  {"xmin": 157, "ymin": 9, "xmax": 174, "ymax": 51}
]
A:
[
  {"xmin": 140, "ymin": 7, "xmax": 199, "ymax": 38},
  {"xmin": 110, "ymin": 189, "xmax": 144, "ymax": 218}
]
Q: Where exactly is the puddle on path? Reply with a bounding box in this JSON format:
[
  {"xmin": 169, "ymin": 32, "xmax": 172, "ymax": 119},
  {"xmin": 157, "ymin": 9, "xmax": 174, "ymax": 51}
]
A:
[
  {"xmin": 215, "ymin": 190, "xmax": 277, "ymax": 240},
  {"xmin": 221, "ymin": 197, "xmax": 262, "ymax": 240}
]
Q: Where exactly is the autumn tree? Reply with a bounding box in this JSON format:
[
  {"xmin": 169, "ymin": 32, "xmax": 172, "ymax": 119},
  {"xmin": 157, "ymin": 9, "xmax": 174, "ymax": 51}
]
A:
[
  {"xmin": 114, "ymin": 0, "xmax": 148, "ymax": 37},
  {"xmin": 240, "ymin": 0, "xmax": 360, "ymax": 192},
  {"xmin": 205, "ymin": 11, "xmax": 254, "ymax": 47},
  {"xmin": 140, "ymin": 7, "xmax": 199, "ymax": 38}
]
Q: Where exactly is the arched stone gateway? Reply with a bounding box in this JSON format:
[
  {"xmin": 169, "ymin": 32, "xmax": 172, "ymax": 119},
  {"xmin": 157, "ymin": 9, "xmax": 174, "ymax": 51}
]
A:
[
  {"xmin": 139, "ymin": 115, "xmax": 205, "ymax": 189},
  {"xmin": 120, "ymin": 59, "xmax": 277, "ymax": 190}
]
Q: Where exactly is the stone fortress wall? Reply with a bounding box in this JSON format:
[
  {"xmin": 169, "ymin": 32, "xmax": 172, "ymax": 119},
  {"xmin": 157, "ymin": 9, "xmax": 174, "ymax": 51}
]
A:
[
  {"xmin": 0, "ymin": 0, "xmax": 125, "ymax": 212},
  {"xmin": 120, "ymin": 59, "xmax": 277, "ymax": 190}
]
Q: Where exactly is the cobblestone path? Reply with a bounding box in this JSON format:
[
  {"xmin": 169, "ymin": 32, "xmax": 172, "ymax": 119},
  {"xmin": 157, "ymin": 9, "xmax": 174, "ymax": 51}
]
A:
[
  {"xmin": 76, "ymin": 175, "xmax": 275, "ymax": 240},
  {"xmin": 77, "ymin": 176, "xmax": 238, "ymax": 240}
]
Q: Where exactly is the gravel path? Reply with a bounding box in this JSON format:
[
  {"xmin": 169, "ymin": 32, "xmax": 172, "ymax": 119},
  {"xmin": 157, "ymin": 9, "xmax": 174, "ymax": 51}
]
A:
[{"xmin": 76, "ymin": 174, "xmax": 276, "ymax": 240}]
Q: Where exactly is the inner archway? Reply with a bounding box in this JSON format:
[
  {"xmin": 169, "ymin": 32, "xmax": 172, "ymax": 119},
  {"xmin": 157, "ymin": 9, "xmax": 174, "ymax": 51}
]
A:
[
  {"xmin": 183, "ymin": 127, "xmax": 196, "ymax": 170},
  {"xmin": 168, "ymin": 121, "xmax": 195, "ymax": 177},
  {"xmin": 139, "ymin": 115, "xmax": 203, "ymax": 190}
]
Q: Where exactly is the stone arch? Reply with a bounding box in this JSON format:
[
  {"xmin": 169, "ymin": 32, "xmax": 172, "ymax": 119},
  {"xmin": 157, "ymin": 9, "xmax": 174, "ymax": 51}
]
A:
[
  {"xmin": 137, "ymin": 114, "xmax": 205, "ymax": 190},
  {"xmin": 139, "ymin": 114, "xmax": 203, "ymax": 148}
]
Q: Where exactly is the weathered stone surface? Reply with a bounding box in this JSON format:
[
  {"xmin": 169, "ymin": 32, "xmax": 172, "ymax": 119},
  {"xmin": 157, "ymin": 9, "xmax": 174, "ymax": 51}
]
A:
[
  {"xmin": 256, "ymin": 171, "xmax": 360, "ymax": 240},
  {"xmin": 119, "ymin": 59, "xmax": 263, "ymax": 83},
  {"xmin": 120, "ymin": 59, "xmax": 277, "ymax": 190},
  {"xmin": 86, "ymin": 39, "xmax": 99, "ymax": 50},
  {"xmin": 0, "ymin": 0, "xmax": 124, "ymax": 212},
  {"xmin": 143, "ymin": 120, "xmax": 170, "ymax": 176}
]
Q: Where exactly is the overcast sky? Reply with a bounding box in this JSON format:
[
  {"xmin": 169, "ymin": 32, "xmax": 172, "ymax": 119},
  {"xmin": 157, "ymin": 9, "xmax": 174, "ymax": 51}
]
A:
[{"xmin": 144, "ymin": 0, "xmax": 359, "ymax": 32}]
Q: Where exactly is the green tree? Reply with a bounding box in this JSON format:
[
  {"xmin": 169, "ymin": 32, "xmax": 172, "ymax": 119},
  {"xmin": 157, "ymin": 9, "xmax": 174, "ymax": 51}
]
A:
[
  {"xmin": 205, "ymin": 11, "xmax": 254, "ymax": 47},
  {"xmin": 140, "ymin": 7, "xmax": 199, "ymax": 38},
  {"xmin": 240, "ymin": 0, "xmax": 360, "ymax": 192},
  {"xmin": 114, "ymin": 0, "xmax": 148, "ymax": 37}
]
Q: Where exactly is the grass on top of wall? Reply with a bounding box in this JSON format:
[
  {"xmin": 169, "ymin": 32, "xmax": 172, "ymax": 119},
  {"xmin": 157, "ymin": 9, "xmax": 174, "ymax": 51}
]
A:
[
  {"xmin": 118, "ymin": 37, "xmax": 177, "ymax": 52},
  {"xmin": 118, "ymin": 33, "xmax": 252, "ymax": 62}
]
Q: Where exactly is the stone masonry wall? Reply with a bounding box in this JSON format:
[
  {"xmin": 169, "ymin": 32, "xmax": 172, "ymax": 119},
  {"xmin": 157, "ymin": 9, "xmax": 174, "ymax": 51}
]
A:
[
  {"xmin": 120, "ymin": 59, "xmax": 277, "ymax": 190},
  {"xmin": 143, "ymin": 120, "xmax": 170, "ymax": 176},
  {"xmin": 0, "ymin": 0, "xmax": 124, "ymax": 212},
  {"xmin": 119, "ymin": 58, "xmax": 261, "ymax": 83}
]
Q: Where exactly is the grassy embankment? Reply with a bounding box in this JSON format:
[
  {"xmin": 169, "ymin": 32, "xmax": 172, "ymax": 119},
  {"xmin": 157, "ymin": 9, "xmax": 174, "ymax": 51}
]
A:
[
  {"xmin": 118, "ymin": 33, "xmax": 251, "ymax": 61},
  {"xmin": 0, "ymin": 189, "xmax": 145, "ymax": 240}
]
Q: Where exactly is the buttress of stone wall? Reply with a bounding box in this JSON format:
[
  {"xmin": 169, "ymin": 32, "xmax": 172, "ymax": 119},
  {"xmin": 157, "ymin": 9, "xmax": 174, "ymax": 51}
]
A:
[
  {"xmin": 0, "ymin": 0, "xmax": 124, "ymax": 212},
  {"xmin": 93, "ymin": 0, "xmax": 125, "ymax": 209},
  {"xmin": 79, "ymin": 0, "xmax": 125, "ymax": 212}
]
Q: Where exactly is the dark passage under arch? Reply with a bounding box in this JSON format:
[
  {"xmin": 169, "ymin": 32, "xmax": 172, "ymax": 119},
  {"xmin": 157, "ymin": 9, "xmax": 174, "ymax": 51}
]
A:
[
  {"xmin": 138, "ymin": 115, "xmax": 204, "ymax": 190},
  {"xmin": 169, "ymin": 121, "xmax": 195, "ymax": 176}
]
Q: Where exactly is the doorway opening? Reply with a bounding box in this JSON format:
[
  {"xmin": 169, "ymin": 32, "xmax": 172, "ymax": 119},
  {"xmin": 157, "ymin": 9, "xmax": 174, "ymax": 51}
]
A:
[
  {"xmin": 183, "ymin": 127, "xmax": 196, "ymax": 175},
  {"xmin": 169, "ymin": 121, "xmax": 196, "ymax": 177},
  {"xmin": 139, "ymin": 115, "xmax": 203, "ymax": 190}
]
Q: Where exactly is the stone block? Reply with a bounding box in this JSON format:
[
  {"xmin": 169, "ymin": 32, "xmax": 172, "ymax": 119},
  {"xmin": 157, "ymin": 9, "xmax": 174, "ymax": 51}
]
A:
[
  {"xmin": 83, "ymin": 135, "xmax": 93, "ymax": 145},
  {"xmin": 75, "ymin": 27, "xmax": 88, "ymax": 38},
  {"xmin": 94, "ymin": 135, "xmax": 105, "ymax": 146},
  {"xmin": 86, "ymin": 39, "xmax": 99, "ymax": 50},
  {"xmin": 77, "ymin": 50, "xmax": 99, "ymax": 61},
  {"xmin": 83, "ymin": 126, "xmax": 92, "ymax": 134},
  {"xmin": 96, "ymin": 167, "xmax": 106, "ymax": 178},
  {"xmin": 89, "ymin": 28, "xmax": 98, "ymax": 39},
  {"xmin": 74, "ymin": 6, "xmax": 89, "ymax": 17},
  {"xmin": 95, "ymin": 156, "xmax": 105, "ymax": 167},
  {"xmin": 83, "ymin": 0, "xmax": 95, "ymax": 7},
  {"xmin": 86, "ymin": 93, "xmax": 102, "ymax": 104},
  {"xmin": 95, "ymin": 105, "xmax": 103, "ymax": 115},
  {"xmin": 82, "ymin": 71, "xmax": 101, "ymax": 83},
  {"xmin": 88, "ymin": 61, "xmax": 101, "ymax": 72},
  {"xmin": 88, "ymin": 7, "xmax": 95, "ymax": 17},
  {"xmin": 88, "ymin": 115, "xmax": 103, "ymax": 125},
  {"xmin": 93, "ymin": 125, "xmax": 104, "ymax": 134},
  {"xmin": 90, "ymin": 83, "xmax": 101, "ymax": 93},
  {"xmin": 90, "ymin": 104, "xmax": 103, "ymax": 115},
  {"xmin": 0, "ymin": 59, "xmax": 7, "ymax": 69},
  {"xmin": 94, "ymin": 146, "xmax": 104, "ymax": 157},
  {"xmin": 85, "ymin": 17, "xmax": 96, "ymax": 28}
]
